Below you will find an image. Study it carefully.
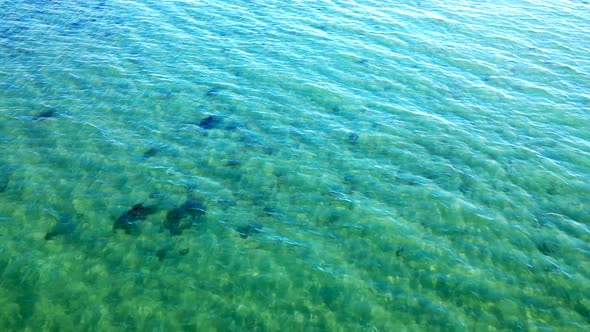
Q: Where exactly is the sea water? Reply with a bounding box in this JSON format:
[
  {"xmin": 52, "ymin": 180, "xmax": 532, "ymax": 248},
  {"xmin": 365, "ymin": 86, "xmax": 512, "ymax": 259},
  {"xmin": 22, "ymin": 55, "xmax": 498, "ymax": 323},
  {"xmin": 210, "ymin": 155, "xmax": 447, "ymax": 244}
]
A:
[{"xmin": 0, "ymin": 0, "xmax": 589, "ymax": 331}]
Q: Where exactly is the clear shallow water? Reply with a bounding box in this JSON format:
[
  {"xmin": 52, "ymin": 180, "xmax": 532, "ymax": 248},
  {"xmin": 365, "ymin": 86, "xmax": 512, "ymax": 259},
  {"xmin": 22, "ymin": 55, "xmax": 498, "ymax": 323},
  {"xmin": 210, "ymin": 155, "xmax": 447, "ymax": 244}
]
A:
[{"xmin": 1, "ymin": 0, "xmax": 589, "ymax": 330}]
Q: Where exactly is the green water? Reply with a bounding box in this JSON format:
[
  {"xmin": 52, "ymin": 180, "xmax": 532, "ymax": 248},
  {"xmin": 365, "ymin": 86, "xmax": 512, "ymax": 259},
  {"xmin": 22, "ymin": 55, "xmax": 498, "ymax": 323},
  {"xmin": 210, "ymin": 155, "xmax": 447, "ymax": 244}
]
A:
[{"xmin": 1, "ymin": 0, "xmax": 589, "ymax": 331}]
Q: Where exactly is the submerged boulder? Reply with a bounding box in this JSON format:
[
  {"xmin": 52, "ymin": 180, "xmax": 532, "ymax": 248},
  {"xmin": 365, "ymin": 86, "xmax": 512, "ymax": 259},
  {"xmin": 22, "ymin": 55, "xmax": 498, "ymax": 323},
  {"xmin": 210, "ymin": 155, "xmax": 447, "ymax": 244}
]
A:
[
  {"xmin": 45, "ymin": 214, "xmax": 81, "ymax": 240},
  {"xmin": 113, "ymin": 203, "xmax": 157, "ymax": 234},
  {"xmin": 198, "ymin": 115, "xmax": 223, "ymax": 129},
  {"xmin": 164, "ymin": 199, "xmax": 206, "ymax": 235},
  {"xmin": 236, "ymin": 223, "xmax": 263, "ymax": 239},
  {"xmin": 32, "ymin": 109, "xmax": 57, "ymax": 120}
]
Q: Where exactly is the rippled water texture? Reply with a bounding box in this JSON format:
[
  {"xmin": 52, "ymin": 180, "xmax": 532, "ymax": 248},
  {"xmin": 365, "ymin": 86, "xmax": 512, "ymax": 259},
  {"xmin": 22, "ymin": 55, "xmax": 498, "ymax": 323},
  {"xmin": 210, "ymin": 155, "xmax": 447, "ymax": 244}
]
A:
[{"xmin": 1, "ymin": 0, "xmax": 589, "ymax": 331}]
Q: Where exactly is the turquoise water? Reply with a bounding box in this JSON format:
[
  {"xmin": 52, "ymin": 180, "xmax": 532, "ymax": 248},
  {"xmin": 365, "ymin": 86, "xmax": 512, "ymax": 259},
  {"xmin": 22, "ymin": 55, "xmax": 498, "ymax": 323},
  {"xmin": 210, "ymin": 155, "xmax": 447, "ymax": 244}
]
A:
[{"xmin": 1, "ymin": 0, "xmax": 589, "ymax": 330}]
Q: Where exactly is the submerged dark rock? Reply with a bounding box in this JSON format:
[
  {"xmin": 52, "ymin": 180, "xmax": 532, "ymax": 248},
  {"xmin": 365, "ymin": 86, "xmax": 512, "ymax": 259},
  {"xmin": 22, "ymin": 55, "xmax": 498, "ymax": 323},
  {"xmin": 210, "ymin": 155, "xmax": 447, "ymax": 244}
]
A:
[
  {"xmin": 206, "ymin": 87, "xmax": 222, "ymax": 96},
  {"xmin": 95, "ymin": 0, "xmax": 107, "ymax": 10},
  {"xmin": 143, "ymin": 147, "xmax": 161, "ymax": 159},
  {"xmin": 236, "ymin": 223, "xmax": 263, "ymax": 239},
  {"xmin": 346, "ymin": 132, "xmax": 359, "ymax": 143},
  {"xmin": 223, "ymin": 121, "xmax": 244, "ymax": 131},
  {"xmin": 263, "ymin": 206, "xmax": 279, "ymax": 216},
  {"xmin": 113, "ymin": 203, "xmax": 157, "ymax": 234},
  {"xmin": 45, "ymin": 222, "xmax": 76, "ymax": 240},
  {"xmin": 0, "ymin": 174, "xmax": 9, "ymax": 193},
  {"xmin": 396, "ymin": 247, "xmax": 405, "ymax": 257},
  {"xmin": 45, "ymin": 214, "xmax": 80, "ymax": 240},
  {"xmin": 164, "ymin": 199, "xmax": 206, "ymax": 235},
  {"xmin": 32, "ymin": 109, "xmax": 57, "ymax": 120},
  {"xmin": 537, "ymin": 241, "xmax": 558, "ymax": 256},
  {"xmin": 155, "ymin": 247, "xmax": 190, "ymax": 262},
  {"xmin": 0, "ymin": 165, "xmax": 14, "ymax": 193},
  {"xmin": 319, "ymin": 285, "xmax": 340, "ymax": 308},
  {"xmin": 156, "ymin": 248, "xmax": 167, "ymax": 262},
  {"xmin": 198, "ymin": 115, "xmax": 222, "ymax": 129}
]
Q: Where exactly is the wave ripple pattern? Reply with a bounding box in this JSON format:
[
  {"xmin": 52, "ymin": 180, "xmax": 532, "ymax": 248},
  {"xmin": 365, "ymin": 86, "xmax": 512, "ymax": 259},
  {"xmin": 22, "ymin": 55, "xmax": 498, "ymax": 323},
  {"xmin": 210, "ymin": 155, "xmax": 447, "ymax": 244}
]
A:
[{"xmin": 0, "ymin": 0, "xmax": 589, "ymax": 331}]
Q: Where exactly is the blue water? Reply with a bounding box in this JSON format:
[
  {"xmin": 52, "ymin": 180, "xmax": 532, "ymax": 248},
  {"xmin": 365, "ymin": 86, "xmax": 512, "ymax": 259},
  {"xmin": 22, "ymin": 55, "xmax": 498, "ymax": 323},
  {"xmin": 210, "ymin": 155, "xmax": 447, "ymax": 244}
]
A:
[{"xmin": 1, "ymin": 0, "xmax": 589, "ymax": 330}]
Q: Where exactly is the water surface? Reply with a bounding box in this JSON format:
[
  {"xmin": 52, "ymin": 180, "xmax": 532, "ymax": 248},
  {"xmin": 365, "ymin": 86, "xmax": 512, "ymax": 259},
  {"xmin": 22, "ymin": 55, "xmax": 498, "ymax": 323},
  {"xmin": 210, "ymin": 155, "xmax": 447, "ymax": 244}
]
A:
[{"xmin": 1, "ymin": 0, "xmax": 589, "ymax": 331}]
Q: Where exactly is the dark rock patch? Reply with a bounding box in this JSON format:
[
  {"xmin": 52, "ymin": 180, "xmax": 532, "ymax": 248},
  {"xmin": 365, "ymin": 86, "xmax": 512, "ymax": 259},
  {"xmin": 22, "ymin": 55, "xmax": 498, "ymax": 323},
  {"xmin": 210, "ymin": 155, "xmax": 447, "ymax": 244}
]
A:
[
  {"xmin": 143, "ymin": 147, "xmax": 161, "ymax": 159},
  {"xmin": 149, "ymin": 191, "xmax": 163, "ymax": 199},
  {"xmin": 236, "ymin": 223, "xmax": 263, "ymax": 239},
  {"xmin": 263, "ymin": 206, "xmax": 279, "ymax": 216},
  {"xmin": 0, "ymin": 164, "xmax": 14, "ymax": 192},
  {"xmin": 396, "ymin": 246, "xmax": 405, "ymax": 257},
  {"xmin": 113, "ymin": 203, "xmax": 157, "ymax": 234},
  {"xmin": 199, "ymin": 115, "xmax": 223, "ymax": 129},
  {"xmin": 537, "ymin": 241, "xmax": 558, "ymax": 256},
  {"xmin": 156, "ymin": 247, "xmax": 191, "ymax": 262},
  {"xmin": 206, "ymin": 87, "xmax": 222, "ymax": 96},
  {"xmin": 225, "ymin": 159, "xmax": 242, "ymax": 167},
  {"xmin": 574, "ymin": 301, "xmax": 590, "ymax": 323},
  {"xmin": 164, "ymin": 199, "xmax": 206, "ymax": 235},
  {"xmin": 0, "ymin": 171, "xmax": 10, "ymax": 193},
  {"xmin": 319, "ymin": 285, "xmax": 340, "ymax": 308},
  {"xmin": 45, "ymin": 218, "xmax": 77, "ymax": 240},
  {"xmin": 223, "ymin": 121, "xmax": 245, "ymax": 131},
  {"xmin": 95, "ymin": 0, "xmax": 108, "ymax": 10},
  {"xmin": 346, "ymin": 132, "xmax": 359, "ymax": 143},
  {"xmin": 32, "ymin": 109, "xmax": 57, "ymax": 120},
  {"xmin": 45, "ymin": 213, "xmax": 83, "ymax": 240},
  {"xmin": 217, "ymin": 198, "xmax": 237, "ymax": 210},
  {"xmin": 156, "ymin": 248, "xmax": 167, "ymax": 262}
]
